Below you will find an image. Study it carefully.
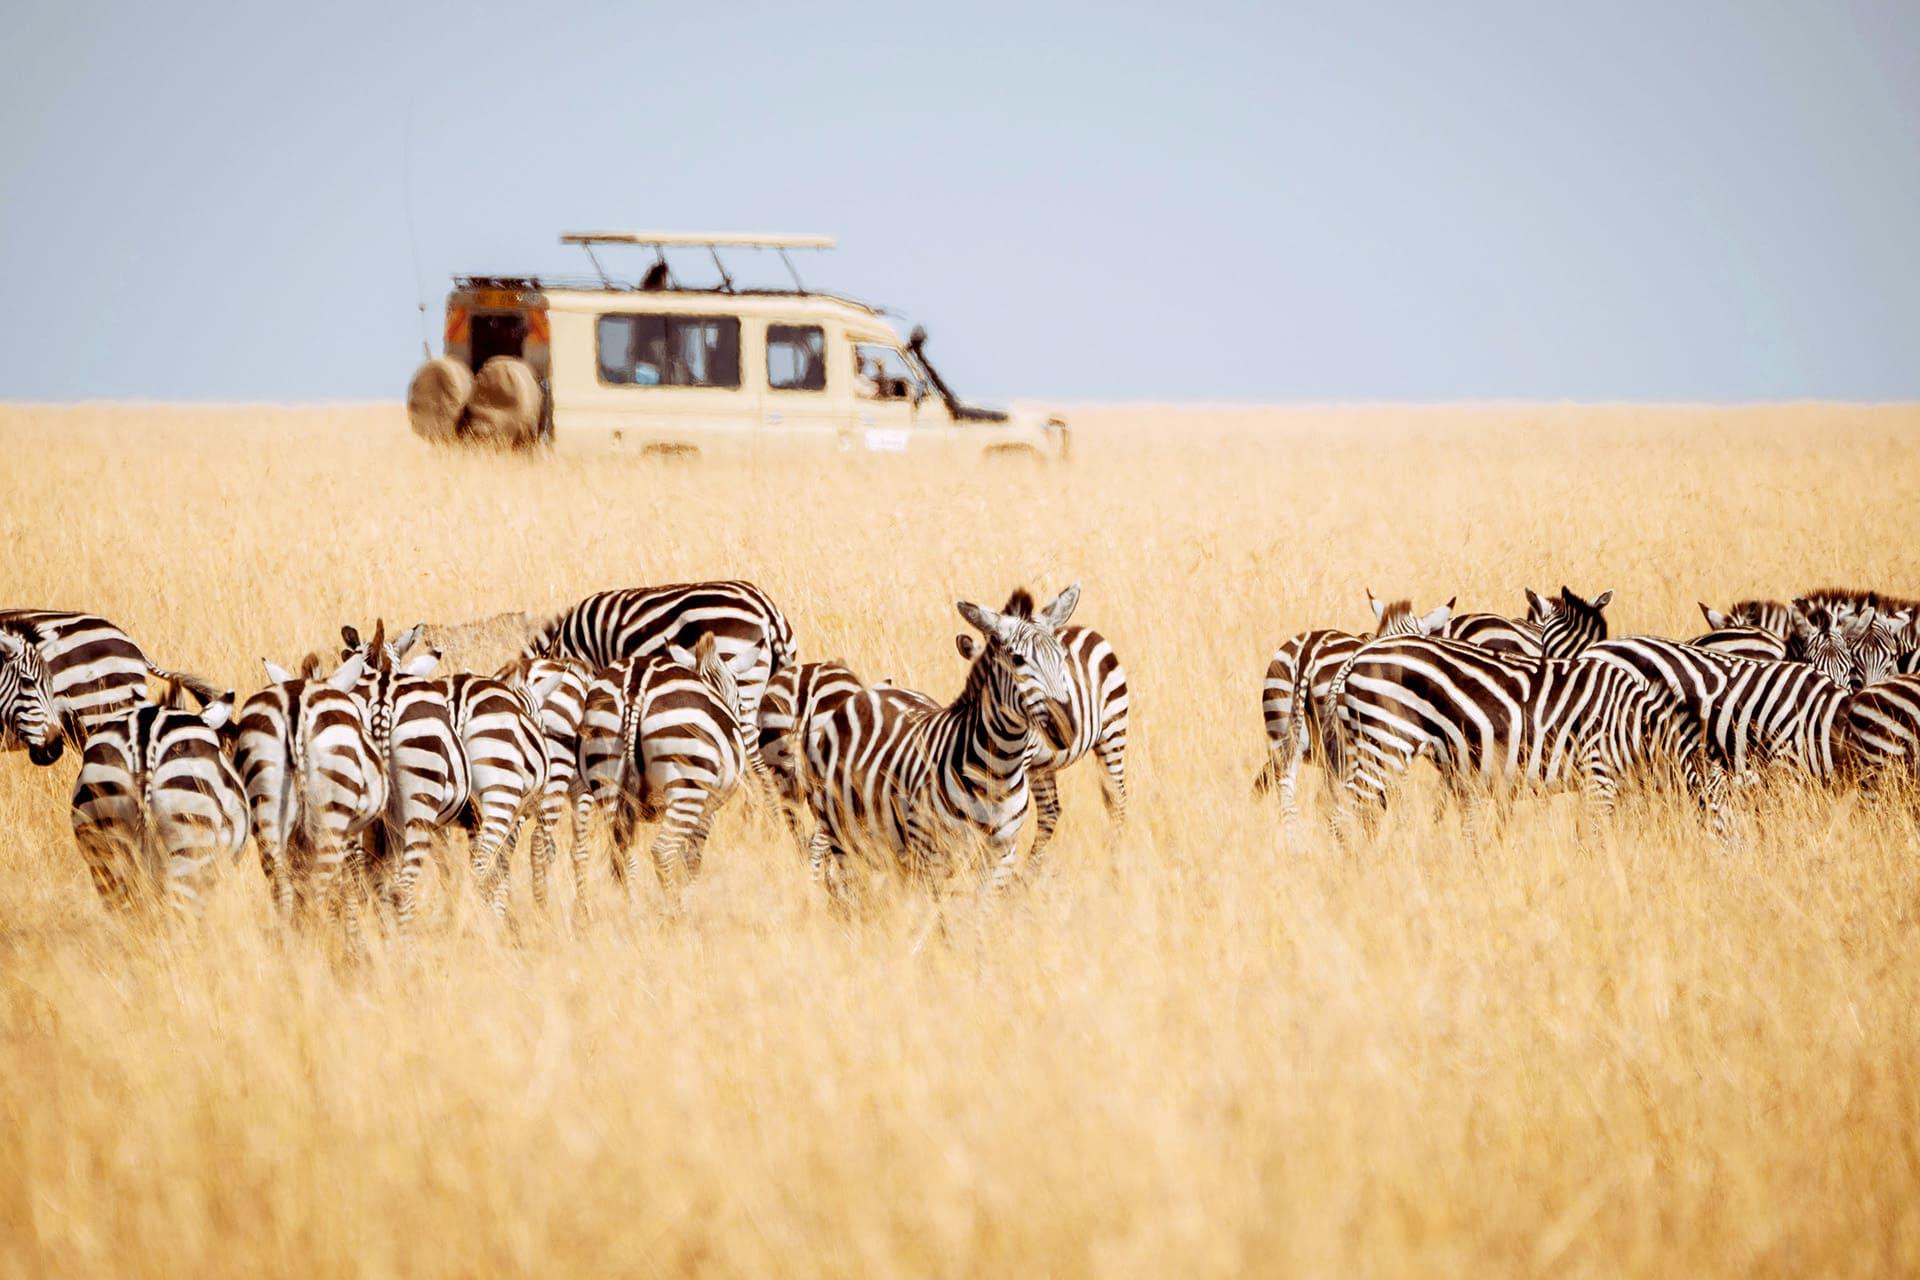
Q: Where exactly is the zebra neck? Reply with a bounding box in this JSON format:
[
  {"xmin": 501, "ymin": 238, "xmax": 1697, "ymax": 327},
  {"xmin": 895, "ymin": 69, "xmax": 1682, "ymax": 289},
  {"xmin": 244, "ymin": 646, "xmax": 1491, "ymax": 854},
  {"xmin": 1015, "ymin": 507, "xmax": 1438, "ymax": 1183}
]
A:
[{"xmin": 940, "ymin": 657, "xmax": 1034, "ymax": 795}]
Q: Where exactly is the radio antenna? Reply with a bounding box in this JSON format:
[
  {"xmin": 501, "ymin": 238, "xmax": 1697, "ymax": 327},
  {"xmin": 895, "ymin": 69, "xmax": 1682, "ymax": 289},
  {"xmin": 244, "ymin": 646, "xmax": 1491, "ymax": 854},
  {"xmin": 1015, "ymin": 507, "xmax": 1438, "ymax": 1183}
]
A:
[{"xmin": 403, "ymin": 95, "xmax": 431, "ymax": 360}]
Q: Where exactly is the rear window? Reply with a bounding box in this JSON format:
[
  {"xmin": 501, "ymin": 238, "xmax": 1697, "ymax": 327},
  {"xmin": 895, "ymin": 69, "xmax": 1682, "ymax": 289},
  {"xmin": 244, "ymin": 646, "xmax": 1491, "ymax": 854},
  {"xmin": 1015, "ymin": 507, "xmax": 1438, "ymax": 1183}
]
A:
[
  {"xmin": 767, "ymin": 324, "xmax": 826, "ymax": 392},
  {"xmin": 597, "ymin": 314, "xmax": 741, "ymax": 388}
]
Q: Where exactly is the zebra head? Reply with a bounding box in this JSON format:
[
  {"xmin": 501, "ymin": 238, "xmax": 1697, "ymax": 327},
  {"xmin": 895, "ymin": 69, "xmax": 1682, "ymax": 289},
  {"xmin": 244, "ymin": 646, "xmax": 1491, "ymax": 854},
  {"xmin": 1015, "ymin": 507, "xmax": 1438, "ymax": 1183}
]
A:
[
  {"xmin": 955, "ymin": 583, "xmax": 1079, "ymax": 750},
  {"xmin": 0, "ymin": 629, "xmax": 62, "ymax": 765},
  {"xmin": 1366, "ymin": 589, "xmax": 1454, "ymax": 637},
  {"xmin": 1842, "ymin": 605, "xmax": 1905, "ymax": 689},
  {"xmin": 1790, "ymin": 601, "xmax": 1859, "ymax": 690},
  {"xmin": 1525, "ymin": 586, "xmax": 1612, "ymax": 658}
]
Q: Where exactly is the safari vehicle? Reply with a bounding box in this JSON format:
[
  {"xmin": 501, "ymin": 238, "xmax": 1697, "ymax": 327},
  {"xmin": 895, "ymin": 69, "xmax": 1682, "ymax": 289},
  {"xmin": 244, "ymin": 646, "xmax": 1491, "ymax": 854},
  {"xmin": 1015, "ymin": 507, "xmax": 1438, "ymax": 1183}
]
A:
[{"xmin": 406, "ymin": 231, "xmax": 1069, "ymax": 459}]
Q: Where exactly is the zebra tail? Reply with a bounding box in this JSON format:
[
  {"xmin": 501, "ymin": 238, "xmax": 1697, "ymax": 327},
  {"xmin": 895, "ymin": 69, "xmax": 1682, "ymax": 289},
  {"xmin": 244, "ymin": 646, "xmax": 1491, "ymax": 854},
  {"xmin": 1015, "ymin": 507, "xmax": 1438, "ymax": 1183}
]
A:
[
  {"xmin": 145, "ymin": 659, "xmax": 219, "ymax": 707},
  {"xmin": 1304, "ymin": 665, "xmax": 1350, "ymax": 791}
]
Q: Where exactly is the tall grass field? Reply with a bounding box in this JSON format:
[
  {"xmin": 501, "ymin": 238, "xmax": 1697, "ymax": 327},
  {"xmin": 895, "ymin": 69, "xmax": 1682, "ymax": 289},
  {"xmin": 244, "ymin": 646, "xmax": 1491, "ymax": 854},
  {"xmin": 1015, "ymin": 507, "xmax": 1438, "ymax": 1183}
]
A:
[{"xmin": 2, "ymin": 403, "xmax": 1918, "ymax": 1276}]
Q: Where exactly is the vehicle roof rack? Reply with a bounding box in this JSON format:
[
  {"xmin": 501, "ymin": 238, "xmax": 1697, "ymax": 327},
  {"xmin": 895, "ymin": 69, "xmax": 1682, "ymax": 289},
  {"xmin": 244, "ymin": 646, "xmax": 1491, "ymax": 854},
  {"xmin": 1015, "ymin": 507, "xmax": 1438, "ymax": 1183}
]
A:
[{"xmin": 559, "ymin": 231, "xmax": 836, "ymax": 250}]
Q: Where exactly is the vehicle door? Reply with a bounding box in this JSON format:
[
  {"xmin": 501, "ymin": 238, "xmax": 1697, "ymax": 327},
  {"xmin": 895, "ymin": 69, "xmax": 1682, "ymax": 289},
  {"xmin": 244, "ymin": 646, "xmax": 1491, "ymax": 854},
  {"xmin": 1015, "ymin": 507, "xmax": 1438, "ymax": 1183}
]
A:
[
  {"xmin": 758, "ymin": 321, "xmax": 842, "ymax": 445},
  {"xmin": 848, "ymin": 342, "xmax": 936, "ymax": 453}
]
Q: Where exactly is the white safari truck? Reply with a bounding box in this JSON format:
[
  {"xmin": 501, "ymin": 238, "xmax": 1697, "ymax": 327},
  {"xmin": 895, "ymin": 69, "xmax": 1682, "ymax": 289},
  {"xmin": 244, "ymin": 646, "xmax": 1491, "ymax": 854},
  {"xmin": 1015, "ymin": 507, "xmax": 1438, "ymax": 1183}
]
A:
[{"xmin": 406, "ymin": 231, "xmax": 1069, "ymax": 459}]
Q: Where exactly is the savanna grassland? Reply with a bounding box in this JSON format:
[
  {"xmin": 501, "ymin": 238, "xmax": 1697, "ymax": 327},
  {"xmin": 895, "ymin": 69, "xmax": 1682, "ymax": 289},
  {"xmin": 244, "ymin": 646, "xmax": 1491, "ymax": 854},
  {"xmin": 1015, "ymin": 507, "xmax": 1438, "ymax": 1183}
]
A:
[{"xmin": 2, "ymin": 403, "xmax": 1919, "ymax": 1277}]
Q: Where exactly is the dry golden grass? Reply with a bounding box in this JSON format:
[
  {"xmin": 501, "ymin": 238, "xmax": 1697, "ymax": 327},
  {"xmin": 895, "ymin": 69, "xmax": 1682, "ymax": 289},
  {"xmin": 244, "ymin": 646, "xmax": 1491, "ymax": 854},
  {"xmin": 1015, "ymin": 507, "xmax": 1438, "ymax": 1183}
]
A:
[{"xmin": 2, "ymin": 402, "xmax": 1919, "ymax": 1277}]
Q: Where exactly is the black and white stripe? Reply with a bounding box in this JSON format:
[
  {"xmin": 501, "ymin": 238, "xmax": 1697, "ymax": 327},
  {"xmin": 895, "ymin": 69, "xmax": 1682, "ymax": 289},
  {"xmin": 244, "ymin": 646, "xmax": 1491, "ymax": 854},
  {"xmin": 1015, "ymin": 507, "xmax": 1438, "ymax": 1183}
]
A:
[
  {"xmin": 576, "ymin": 635, "xmax": 747, "ymax": 901},
  {"xmin": 804, "ymin": 584, "xmax": 1081, "ymax": 894},
  {"xmin": 1583, "ymin": 633, "xmax": 1854, "ymax": 784},
  {"xmin": 1256, "ymin": 591, "xmax": 1452, "ymax": 821},
  {"xmin": 757, "ymin": 659, "xmax": 873, "ymax": 856},
  {"xmin": 342, "ymin": 623, "xmax": 553, "ymax": 923},
  {"xmin": 0, "ymin": 629, "xmax": 62, "ymax": 764},
  {"xmin": 1521, "ymin": 586, "xmax": 1612, "ymax": 658},
  {"xmin": 522, "ymin": 581, "xmax": 797, "ymax": 792},
  {"xmin": 493, "ymin": 655, "xmax": 592, "ymax": 914},
  {"xmin": 234, "ymin": 654, "xmax": 388, "ymax": 932},
  {"xmin": 1317, "ymin": 635, "xmax": 1726, "ymax": 838},
  {"xmin": 955, "ymin": 588, "xmax": 1130, "ymax": 865},
  {"xmin": 71, "ymin": 687, "xmax": 247, "ymax": 916},
  {"xmin": 1843, "ymin": 675, "xmax": 1920, "ymax": 785},
  {"xmin": 0, "ymin": 609, "xmax": 216, "ymax": 763}
]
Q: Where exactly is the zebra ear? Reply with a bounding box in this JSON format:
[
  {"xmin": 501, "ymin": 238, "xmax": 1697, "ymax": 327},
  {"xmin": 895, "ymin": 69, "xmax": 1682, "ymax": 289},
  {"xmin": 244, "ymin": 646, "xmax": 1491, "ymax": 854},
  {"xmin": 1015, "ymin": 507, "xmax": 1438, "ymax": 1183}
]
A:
[
  {"xmin": 399, "ymin": 647, "xmax": 441, "ymax": 678},
  {"xmin": 262, "ymin": 658, "xmax": 295, "ymax": 683},
  {"xmin": 1368, "ymin": 589, "xmax": 1384, "ymax": 622},
  {"xmin": 1037, "ymin": 582, "xmax": 1080, "ymax": 630},
  {"xmin": 0, "ymin": 630, "xmax": 23, "ymax": 658},
  {"xmin": 957, "ymin": 601, "xmax": 1000, "ymax": 637},
  {"xmin": 1700, "ymin": 603, "xmax": 1728, "ymax": 629},
  {"xmin": 1525, "ymin": 588, "xmax": 1550, "ymax": 620},
  {"xmin": 198, "ymin": 692, "xmax": 236, "ymax": 731},
  {"xmin": 341, "ymin": 624, "xmax": 362, "ymax": 649},
  {"xmin": 528, "ymin": 670, "xmax": 565, "ymax": 705},
  {"xmin": 1419, "ymin": 603, "xmax": 1453, "ymax": 633},
  {"xmin": 665, "ymin": 643, "xmax": 697, "ymax": 668},
  {"xmin": 955, "ymin": 634, "xmax": 978, "ymax": 660},
  {"xmin": 393, "ymin": 623, "xmax": 427, "ymax": 658},
  {"xmin": 1589, "ymin": 589, "xmax": 1613, "ymax": 611},
  {"xmin": 325, "ymin": 653, "xmax": 367, "ymax": 692}
]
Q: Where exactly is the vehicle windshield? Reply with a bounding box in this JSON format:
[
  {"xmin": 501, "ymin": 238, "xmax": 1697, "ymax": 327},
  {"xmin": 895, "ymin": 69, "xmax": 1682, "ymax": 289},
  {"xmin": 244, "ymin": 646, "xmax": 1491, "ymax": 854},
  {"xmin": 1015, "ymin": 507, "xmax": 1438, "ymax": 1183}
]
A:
[{"xmin": 852, "ymin": 344, "xmax": 925, "ymax": 401}]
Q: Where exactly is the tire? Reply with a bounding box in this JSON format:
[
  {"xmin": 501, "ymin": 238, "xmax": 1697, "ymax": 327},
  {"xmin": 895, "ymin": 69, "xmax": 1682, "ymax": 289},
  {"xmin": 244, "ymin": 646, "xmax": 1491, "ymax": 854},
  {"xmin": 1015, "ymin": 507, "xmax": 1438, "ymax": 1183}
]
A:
[
  {"xmin": 464, "ymin": 357, "xmax": 542, "ymax": 448},
  {"xmin": 407, "ymin": 358, "xmax": 472, "ymax": 443}
]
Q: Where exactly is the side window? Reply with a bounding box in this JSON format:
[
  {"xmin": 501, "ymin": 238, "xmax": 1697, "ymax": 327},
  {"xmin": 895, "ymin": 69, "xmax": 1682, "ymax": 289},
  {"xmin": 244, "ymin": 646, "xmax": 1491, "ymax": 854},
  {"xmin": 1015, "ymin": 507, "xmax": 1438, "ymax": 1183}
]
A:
[
  {"xmin": 597, "ymin": 314, "xmax": 740, "ymax": 388},
  {"xmin": 767, "ymin": 324, "xmax": 826, "ymax": 392},
  {"xmin": 852, "ymin": 343, "xmax": 924, "ymax": 401}
]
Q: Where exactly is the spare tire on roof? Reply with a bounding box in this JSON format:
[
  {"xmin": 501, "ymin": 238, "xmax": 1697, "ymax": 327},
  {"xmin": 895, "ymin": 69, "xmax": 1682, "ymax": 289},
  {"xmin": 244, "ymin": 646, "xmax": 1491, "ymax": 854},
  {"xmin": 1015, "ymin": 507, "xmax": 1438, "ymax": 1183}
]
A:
[
  {"xmin": 465, "ymin": 356, "xmax": 542, "ymax": 447},
  {"xmin": 407, "ymin": 357, "xmax": 473, "ymax": 443}
]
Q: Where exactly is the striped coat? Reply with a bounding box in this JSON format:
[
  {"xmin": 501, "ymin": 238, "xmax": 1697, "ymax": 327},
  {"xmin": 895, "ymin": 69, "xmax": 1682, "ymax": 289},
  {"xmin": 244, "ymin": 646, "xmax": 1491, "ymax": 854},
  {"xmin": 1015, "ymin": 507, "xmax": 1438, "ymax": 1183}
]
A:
[
  {"xmin": 522, "ymin": 581, "xmax": 797, "ymax": 790},
  {"xmin": 1318, "ymin": 635, "xmax": 1725, "ymax": 839},
  {"xmin": 804, "ymin": 585, "xmax": 1082, "ymax": 895},
  {"xmin": 71, "ymin": 689, "xmax": 248, "ymax": 916},
  {"xmin": 576, "ymin": 636, "xmax": 747, "ymax": 900},
  {"xmin": 0, "ymin": 609, "xmax": 215, "ymax": 763},
  {"xmin": 234, "ymin": 655, "xmax": 388, "ymax": 930},
  {"xmin": 1257, "ymin": 593, "xmax": 1453, "ymax": 820},
  {"xmin": 956, "ymin": 589, "xmax": 1130, "ymax": 864}
]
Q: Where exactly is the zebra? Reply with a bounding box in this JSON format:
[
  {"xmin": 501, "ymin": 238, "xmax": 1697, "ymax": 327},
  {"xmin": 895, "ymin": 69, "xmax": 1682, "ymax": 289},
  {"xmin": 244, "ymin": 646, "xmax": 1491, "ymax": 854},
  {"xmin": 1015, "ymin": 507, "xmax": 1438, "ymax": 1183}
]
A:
[
  {"xmin": 575, "ymin": 634, "xmax": 747, "ymax": 901},
  {"xmin": 1314, "ymin": 635, "xmax": 1727, "ymax": 841},
  {"xmin": 803, "ymin": 584, "xmax": 1081, "ymax": 896},
  {"xmin": 953, "ymin": 588, "xmax": 1129, "ymax": 867},
  {"xmin": 1698, "ymin": 599, "xmax": 1793, "ymax": 639},
  {"xmin": 234, "ymin": 653, "xmax": 388, "ymax": 935},
  {"xmin": 1, "ymin": 629, "xmax": 65, "ymax": 766},
  {"xmin": 1521, "ymin": 586, "xmax": 1613, "ymax": 657},
  {"xmin": 341, "ymin": 621, "xmax": 554, "ymax": 923},
  {"xmin": 71, "ymin": 684, "xmax": 248, "ymax": 917},
  {"xmin": 492, "ymin": 655, "xmax": 593, "ymax": 914},
  {"xmin": 1688, "ymin": 625, "xmax": 1789, "ymax": 662},
  {"xmin": 1440, "ymin": 610, "xmax": 1542, "ymax": 655},
  {"xmin": 0, "ymin": 609, "xmax": 217, "ymax": 763},
  {"xmin": 1255, "ymin": 590, "xmax": 1453, "ymax": 821},
  {"xmin": 521, "ymin": 581, "xmax": 797, "ymax": 795},
  {"xmin": 1582, "ymin": 622, "xmax": 1857, "ymax": 786}
]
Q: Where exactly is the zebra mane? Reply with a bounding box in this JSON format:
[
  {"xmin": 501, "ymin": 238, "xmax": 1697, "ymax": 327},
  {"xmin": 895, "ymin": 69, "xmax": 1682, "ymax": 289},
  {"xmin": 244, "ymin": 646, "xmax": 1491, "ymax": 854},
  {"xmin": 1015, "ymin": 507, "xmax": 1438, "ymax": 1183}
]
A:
[
  {"xmin": 298, "ymin": 652, "xmax": 324, "ymax": 679},
  {"xmin": 1374, "ymin": 599, "xmax": 1416, "ymax": 628},
  {"xmin": 1001, "ymin": 588, "xmax": 1036, "ymax": 620},
  {"xmin": 0, "ymin": 619, "xmax": 44, "ymax": 646}
]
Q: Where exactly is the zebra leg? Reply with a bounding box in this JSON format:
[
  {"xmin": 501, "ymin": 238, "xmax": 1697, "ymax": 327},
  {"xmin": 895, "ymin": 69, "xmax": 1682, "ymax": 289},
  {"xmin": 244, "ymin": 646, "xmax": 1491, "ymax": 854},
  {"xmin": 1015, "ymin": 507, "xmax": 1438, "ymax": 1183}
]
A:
[
  {"xmin": 391, "ymin": 817, "xmax": 435, "ymax": 935},
  {"xmin": 1094, "ymin": 737, "xmax": 1129, "ymax": 829},
  {"xmin": 807, "ymin": 826, "xmax": 832, "ymax": 887},
  {"xmin": 1027, "ymin": 771, "xmax": 1062, "ymax": 871},
  {"xmin": 648, "ymin": 780, "xmax": 708, "ymax": 893},
  {"xmin": 466, "ymin": 784, "xmax": 525, "ymax": 921},
  {"xmin": 569, "ymin": 786, "xmax": 596, "ymax": 921}
]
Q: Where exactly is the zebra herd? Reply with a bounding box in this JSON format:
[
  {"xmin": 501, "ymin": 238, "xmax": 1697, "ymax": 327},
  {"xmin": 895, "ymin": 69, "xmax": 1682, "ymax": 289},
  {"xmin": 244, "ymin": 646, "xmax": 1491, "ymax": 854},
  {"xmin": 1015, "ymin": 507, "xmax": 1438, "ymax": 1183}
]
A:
[
  {"xmin": 1258, "ymin": 585, "xmax": 1920, "ymax": 841},
  {"xmin": 0, "ymin": 584, "xmax": 1131, "ymax": 934},
  {"xmin": 8, "ymin": 576, "xmax": 1919, "ymax": 934}
]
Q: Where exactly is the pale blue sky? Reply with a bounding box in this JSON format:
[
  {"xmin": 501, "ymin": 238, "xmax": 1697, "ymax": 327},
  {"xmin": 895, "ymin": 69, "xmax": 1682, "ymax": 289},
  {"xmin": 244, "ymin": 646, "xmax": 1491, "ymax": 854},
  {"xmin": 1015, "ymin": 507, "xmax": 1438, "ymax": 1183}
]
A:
[{"xmin": 2, "ymin": 1, "xmax": 1916, "ymax": 402}]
